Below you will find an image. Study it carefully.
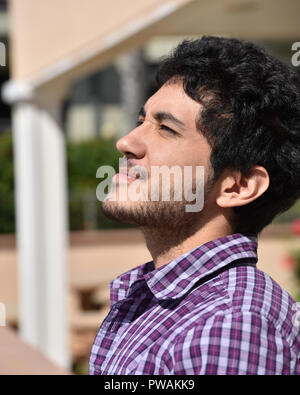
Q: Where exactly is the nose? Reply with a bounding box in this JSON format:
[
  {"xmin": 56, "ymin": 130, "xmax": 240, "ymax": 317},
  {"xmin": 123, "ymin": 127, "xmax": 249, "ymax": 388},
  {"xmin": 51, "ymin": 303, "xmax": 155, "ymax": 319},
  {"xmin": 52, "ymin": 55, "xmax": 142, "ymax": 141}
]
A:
[{"xmin": 116, "ymin": 125, "xmax": 146, "ymax": 159}]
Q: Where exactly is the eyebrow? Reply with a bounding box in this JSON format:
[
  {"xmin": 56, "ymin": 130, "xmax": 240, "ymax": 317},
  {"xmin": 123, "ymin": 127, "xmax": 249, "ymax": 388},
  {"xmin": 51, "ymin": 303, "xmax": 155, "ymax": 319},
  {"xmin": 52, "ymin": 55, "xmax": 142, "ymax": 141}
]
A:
[{"xmin": 138, "ymin": 106, "xmax": 186, "ymax": 131}]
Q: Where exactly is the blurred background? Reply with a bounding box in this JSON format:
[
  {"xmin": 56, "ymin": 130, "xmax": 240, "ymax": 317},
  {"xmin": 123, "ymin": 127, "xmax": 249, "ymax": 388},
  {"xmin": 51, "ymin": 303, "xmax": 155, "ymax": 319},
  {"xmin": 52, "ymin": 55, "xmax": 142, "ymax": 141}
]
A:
[{"xmin": 0, "ymin": 0, "xmax": 300, "ymax": 375}]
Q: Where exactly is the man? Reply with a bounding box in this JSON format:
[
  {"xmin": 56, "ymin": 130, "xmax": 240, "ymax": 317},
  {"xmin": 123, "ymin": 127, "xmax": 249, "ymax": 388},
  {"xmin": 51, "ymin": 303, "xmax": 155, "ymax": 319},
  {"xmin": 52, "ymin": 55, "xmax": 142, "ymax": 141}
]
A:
[{"xmin": 90, "ymin": 36, "xmax": 300, "ymax": 374}]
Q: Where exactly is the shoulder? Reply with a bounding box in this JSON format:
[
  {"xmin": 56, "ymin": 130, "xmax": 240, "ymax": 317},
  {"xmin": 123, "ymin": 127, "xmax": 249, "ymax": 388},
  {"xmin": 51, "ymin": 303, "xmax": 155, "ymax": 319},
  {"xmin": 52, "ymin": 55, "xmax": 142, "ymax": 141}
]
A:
[
  {"xmin": 172, "ymin": 308, "xmax": 299, "ymax": 374},
  {"xmin": 219, "ymin": 265, "xmax": 298, "ymax": 341},
  {"xmin": 169, "ymin": 266, "xmax": 300, "ymax": 374}
]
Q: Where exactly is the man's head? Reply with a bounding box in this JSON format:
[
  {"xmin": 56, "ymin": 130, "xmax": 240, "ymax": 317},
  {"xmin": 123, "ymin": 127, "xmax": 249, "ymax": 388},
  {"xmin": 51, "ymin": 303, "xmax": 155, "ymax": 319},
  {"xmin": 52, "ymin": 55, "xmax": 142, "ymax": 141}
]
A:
[
  {"xmin": 102, "ymin": 36, "xmax": 300, "ymax": 235},
  {"xmin": 102, "ymin": 81, "xmax": 218, "ymax": 237}
]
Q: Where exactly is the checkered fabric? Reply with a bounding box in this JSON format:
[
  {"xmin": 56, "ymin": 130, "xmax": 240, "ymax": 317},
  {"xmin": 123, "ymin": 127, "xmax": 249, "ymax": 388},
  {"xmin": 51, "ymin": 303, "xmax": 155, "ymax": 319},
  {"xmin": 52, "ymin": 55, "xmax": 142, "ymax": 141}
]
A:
[{"xmin": 89, "ymin": 233, "xmax": 300, "ymax": 375}]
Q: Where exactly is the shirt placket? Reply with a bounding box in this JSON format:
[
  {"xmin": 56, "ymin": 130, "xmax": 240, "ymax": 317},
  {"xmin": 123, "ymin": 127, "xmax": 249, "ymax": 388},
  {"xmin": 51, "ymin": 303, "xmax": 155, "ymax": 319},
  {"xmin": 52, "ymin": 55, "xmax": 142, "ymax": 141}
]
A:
[{"xmin": 97, "ymin": 280, "xmax": 151, "ymax": 374}]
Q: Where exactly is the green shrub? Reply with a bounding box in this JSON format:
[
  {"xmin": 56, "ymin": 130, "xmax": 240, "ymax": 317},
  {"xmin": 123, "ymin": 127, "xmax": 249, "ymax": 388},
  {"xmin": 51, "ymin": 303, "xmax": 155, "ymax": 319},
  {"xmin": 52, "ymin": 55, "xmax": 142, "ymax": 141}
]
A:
[
  {"xmin": 0, "ymin": 133, "xmax": 134, "ymax": 233},
  {"xmin": 66, "ymin": 137, "xmax": 134, "ymax": 230},
  {"xmin": 291, "ymin": 249, "xmax": 300, "ymax": 283},
  {"xmin": 67, "ymin": 137, "xmax": 121, "ymax": 191},
  {"xmin": 0, "ymin": 133, "xmax": 15, "ymax": 233}
]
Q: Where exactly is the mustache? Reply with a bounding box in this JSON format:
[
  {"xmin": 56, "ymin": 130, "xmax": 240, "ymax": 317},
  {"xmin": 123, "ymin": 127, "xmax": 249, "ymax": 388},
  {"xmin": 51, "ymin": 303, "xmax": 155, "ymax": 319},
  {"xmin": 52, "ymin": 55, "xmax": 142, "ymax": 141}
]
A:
[{"xmin": 119, "ymin": 157, "xmax": 148, "ymax": 180}]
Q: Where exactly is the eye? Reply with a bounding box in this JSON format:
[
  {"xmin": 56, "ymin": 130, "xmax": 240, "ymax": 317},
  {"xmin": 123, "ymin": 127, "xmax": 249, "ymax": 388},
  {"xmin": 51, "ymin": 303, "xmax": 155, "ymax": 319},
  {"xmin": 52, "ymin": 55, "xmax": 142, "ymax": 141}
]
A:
[
  {"xmin": 136, "ymin": 120, "xmax": 178, "ymax": 136},
  {"xmin": 136, "ymin": 120, "xmax": 143, "ymax": 127},
  {"xmin": 159, "ymin": 125, "xmax": 178, "ymax": 136}
]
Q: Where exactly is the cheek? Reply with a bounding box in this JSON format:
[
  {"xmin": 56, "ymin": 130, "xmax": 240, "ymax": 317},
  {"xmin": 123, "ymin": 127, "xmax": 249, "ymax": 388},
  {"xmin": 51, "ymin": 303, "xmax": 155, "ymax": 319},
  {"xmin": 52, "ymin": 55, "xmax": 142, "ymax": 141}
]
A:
[
  {"xmin": 185, "ymin": 139, "xmax": 212, "ymax": 169},
  {"xmin": 147, "ymin": 137, "xmax": 211, "ymax": 170}
]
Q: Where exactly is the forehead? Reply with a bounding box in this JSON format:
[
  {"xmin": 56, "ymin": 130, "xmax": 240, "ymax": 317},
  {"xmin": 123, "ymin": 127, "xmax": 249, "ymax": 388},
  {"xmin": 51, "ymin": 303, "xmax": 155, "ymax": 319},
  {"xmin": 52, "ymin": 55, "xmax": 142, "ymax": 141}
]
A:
[{"xmin": 145, "ymin": 82, "xmax": 202, "ymax": 124}]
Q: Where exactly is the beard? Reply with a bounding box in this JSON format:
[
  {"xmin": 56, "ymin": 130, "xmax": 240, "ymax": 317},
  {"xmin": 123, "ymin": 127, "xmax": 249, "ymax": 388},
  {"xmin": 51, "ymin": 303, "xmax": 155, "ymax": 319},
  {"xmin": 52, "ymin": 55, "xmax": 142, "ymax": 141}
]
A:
[
  {"xmin": 100, "ymin": 168, "xmax": 216, "ymax": 232},
  {"xmin": 102, "ymin": 199, "xmax": 189, "ymax": 227}
]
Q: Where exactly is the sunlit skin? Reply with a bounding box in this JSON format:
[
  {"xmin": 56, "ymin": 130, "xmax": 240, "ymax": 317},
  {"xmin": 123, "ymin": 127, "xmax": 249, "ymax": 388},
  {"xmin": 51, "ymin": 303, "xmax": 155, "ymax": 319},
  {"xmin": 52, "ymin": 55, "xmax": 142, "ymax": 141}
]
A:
[{"xmin": 101, "ymin": 80, "xmax": 270, "ymax": 268}]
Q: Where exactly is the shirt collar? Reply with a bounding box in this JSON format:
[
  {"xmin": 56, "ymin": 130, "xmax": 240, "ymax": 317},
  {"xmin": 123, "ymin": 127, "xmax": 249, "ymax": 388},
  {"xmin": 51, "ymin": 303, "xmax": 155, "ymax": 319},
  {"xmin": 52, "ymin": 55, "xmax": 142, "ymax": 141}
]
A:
[
  {"xmin": 144, "ymin": 233, "xmax": 258, "ymax": 300},
  {"xmin": 110, "ymin": 259, "xmax": 155, "ymax": 306},
  {"xmin": 111, "ymin": 233, "xmax": 258, "ymax": 303}
]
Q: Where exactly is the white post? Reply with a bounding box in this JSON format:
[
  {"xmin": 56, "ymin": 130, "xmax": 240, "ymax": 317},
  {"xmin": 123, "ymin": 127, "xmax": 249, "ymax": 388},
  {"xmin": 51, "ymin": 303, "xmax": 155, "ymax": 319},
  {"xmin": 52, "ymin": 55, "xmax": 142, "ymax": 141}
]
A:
[{"xmin": 2, "ymin": 82, "xmax": 70, "ymax": 369}]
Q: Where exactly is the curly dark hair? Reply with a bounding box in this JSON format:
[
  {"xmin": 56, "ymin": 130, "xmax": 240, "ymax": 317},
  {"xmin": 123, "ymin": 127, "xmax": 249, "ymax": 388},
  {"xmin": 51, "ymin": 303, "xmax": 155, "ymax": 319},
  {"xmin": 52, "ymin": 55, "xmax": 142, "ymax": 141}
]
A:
[{"xmin": 155, "ymin": 36, "xmax": 300, "ymax": 235}]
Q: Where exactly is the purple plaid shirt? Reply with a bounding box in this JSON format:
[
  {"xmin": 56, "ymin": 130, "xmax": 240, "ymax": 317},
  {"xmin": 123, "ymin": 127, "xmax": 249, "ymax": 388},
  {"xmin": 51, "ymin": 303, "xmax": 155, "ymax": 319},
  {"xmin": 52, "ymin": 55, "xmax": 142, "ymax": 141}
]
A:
[{"xmin": 89, "ymin": 233, "xmax": 300, "ymax": 375}]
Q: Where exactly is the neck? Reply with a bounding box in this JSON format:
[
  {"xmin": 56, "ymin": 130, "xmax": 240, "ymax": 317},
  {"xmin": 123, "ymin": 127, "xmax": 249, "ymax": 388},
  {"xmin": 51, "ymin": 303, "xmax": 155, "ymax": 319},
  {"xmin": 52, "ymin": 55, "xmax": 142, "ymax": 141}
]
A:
[{"xmin": 140, "ymin": 214, "xmax": 233, "ymax": 269}]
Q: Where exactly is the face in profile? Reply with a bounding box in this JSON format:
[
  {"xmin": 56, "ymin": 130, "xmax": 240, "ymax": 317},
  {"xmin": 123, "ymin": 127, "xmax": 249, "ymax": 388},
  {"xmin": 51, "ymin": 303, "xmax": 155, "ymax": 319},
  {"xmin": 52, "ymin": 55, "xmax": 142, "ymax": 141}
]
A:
[{"xmin": 101, "ymin": 81, "xmax": 216, "ymax": 229}]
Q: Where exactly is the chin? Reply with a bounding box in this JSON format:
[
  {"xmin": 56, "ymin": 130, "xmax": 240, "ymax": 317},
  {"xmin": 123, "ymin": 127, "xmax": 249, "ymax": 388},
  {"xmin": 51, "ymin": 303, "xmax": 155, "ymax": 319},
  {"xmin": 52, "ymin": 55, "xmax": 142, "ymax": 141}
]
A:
[{"xmin": 100, "ymin": 198, "xmax": 144, "ymax": 225}]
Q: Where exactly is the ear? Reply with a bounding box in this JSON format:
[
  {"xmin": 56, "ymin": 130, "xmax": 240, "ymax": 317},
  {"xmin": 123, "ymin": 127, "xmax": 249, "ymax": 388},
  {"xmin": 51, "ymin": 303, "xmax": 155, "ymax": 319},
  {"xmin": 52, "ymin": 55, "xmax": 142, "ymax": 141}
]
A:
[{"xmin": 216, "ymin": 165, "xmax": 270, "ymax": 208}]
